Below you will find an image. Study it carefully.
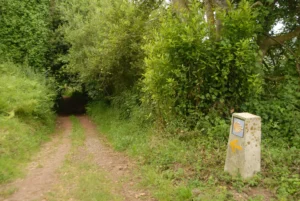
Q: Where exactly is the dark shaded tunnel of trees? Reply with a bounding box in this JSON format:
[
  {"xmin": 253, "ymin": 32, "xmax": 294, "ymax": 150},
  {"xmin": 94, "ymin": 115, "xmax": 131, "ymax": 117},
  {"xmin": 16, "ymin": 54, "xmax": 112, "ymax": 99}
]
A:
[{"xmin": 56, "ymin": 92, "xmax": 89, "ymax": 115}]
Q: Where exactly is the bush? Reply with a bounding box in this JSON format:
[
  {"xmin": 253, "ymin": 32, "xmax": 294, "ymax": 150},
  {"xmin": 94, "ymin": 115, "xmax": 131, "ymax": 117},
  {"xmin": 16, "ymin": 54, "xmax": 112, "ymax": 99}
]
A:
[
  {"xmin": 0, "ymin": 0, "xmax": 50, "ymax": 69},
  {"xmin": 142, "ymin": 1, "xmax": 262, "ymax": 122},
  {"xmin": 59, "ymin": 0, "xmax": 149, "ymax": 98},
  {"xmin": 0, "ymin": 62, "xmax": 55, "ymax": 120}
]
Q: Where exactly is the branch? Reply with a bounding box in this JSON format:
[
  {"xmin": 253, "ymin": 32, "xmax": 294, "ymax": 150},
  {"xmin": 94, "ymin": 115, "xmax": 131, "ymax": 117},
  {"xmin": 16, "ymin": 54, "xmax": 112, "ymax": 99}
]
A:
[
  {"xmin": 264, "ymin": 76, "xmax": 285, "ymax": 81},
  {"xmin": 251, "ymin": 1, "xmax": 263, "ymax": 8},
  {"xmin": 262, "ymin": 33, "xmax": 300, "ymax": 77},
  {"xmin": 260, "ymin": 26, "xmax": 300, "ymax": 54},
  {"xmin": 214, "ymin": 0, "xmax": 228, "ymax": 9}
]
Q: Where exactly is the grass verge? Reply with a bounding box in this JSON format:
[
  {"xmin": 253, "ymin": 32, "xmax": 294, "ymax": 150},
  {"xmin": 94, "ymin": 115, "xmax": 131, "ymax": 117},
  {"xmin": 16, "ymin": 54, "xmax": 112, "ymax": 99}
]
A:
[
  {"xmin": 87, "ymin": 102, "xmax": 299, "ymax": 201},
  {"xmin": 0, "ymin": 116, "xmax": 55, "ymax": 185},
  {"xmin": 0, "ymin": 61, "xmax": 56, "ymax": 185}
]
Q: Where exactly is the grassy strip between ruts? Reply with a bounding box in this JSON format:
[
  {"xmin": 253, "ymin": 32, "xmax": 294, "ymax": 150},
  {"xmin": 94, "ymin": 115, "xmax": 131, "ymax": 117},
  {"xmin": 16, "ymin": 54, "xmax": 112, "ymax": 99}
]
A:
[
  {"xmin": 46, "ymin": 116, "xmax": 121, "ymax": 201},
  {"xmin": 87, "ymin": 102, "xmax": 299, "ymax": 201},
  {"xmin": 70, "ymin": 115, "xmax": 86, "ymax": 147}
]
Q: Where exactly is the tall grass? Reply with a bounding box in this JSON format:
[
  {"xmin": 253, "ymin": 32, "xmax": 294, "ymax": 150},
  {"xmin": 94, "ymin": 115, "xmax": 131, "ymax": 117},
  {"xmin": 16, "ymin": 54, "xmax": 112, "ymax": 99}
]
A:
[
  {"xmin": 87, "ymin": 102, "xmax": 230, "ymax": 200},
  {"xmin": 0, "ymin": 62, "xmax": 56, "ymax": 184},
  {"xmin": 0, "ymin": 62, "xmax": 55, "ymax": 119},
  {"xmin": 87, "ymin": 102, "xmax": 300, "ymax": 201}
]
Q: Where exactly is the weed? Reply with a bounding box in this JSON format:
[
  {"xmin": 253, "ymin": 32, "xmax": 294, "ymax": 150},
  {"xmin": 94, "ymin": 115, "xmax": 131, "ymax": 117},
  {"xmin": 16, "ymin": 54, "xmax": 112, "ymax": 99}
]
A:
[{"xmin": 0, "ymin": 187, "xmax": 17, "ymax": 198}]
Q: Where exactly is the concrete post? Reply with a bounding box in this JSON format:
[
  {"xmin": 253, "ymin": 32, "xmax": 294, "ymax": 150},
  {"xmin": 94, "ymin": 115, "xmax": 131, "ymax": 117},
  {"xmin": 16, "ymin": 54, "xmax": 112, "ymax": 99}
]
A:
[{"xmin": 224, "ymin": 113, "xmax": 261, "ymax": 178}]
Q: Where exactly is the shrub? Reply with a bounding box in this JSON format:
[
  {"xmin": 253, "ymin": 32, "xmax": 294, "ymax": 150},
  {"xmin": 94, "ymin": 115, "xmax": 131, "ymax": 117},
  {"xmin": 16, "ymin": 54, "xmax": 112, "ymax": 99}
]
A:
[
  {"xmin": 142, "ymin": 1, "xmax": 262, "ymax": 123},
  {"xmin": 0, "ymin": 0, "xmax": 50, "ymax": 69},
  {"xmin": 0, "ymin": 62, "xmax": 55, "ymax": 120},
  {"xmin": 59, "ymin": 0, "xmax": 149, "ymax": 98}
]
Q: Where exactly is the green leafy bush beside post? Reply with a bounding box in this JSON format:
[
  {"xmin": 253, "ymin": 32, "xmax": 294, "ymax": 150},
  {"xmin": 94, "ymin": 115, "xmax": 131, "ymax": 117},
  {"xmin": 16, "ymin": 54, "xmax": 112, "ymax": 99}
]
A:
[{"xmin": 142, "ymin": 1, "xmax": 262, "ymax": 124}]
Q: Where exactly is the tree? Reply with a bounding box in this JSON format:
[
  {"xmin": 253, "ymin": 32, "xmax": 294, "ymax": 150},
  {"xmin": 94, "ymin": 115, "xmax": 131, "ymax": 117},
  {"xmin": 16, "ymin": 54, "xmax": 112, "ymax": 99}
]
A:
[
  {"xmin": 0, "ymin": 0, "xmax": 51, "ymax": 69},
  {"xmin": 143, "ymin": 1, "xmax": 262, "ymax": 122},
  {"xmin": 58, "ymin": 0, "xmax": 161, "ymax": 98},
  {"xmin": 172, "ymin": 0, "xmax": 299, "ymax": 57}
]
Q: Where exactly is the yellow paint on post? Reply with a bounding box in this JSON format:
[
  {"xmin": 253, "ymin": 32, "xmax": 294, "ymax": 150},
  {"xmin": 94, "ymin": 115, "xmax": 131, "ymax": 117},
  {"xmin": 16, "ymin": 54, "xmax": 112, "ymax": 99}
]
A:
[
  {"xmin": 229, "ymin": 139, "xmax": 242, "ymax": 153},
  {"xmin": 225, "ymin": 113, "xmax": 261, "ymax": 178}
]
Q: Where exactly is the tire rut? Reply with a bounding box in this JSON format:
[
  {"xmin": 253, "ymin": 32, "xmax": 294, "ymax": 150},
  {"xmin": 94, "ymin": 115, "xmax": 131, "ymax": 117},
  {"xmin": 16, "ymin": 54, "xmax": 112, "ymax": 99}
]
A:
[
  {"xmin": 1, "ymin": 116, "xmax": 154, "ymax": 201},
  {"xmin": 77, "ymin": 115, "xmax": 154, "ymax": 201},
  {"xmin": 1, "ymin": 116, "xmax": 72, "ymax": 201}
]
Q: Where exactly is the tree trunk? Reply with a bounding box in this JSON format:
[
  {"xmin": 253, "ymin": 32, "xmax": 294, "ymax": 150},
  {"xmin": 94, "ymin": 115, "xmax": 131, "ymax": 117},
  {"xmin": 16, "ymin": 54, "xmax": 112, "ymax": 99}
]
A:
[
  {"xmin": 204, "ymin": 0, "xmax": 228, "ymax": 39},
  {"xmin": 214, "ymin": 0, "xmax": 228, "ymax": 40},
  {"xmin": 204, "ymin": 0, "xmax": 215, "ymax": 35},
  {"xmin": 259, "ymin": 27, "xmax": 300, "ymax": 55}
]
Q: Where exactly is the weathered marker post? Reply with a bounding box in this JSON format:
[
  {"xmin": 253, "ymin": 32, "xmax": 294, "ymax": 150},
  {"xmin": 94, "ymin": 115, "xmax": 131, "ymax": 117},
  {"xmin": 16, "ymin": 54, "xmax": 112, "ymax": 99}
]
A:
[{"xmin": 224, "ymin": 113, "xmax": 261, "ymax": 178}]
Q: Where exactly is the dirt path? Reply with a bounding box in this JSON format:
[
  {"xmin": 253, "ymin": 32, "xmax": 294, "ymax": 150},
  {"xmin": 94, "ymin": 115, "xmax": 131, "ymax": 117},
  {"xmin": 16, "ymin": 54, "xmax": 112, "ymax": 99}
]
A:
[
  {"xmin": 78, "ymin": 116, "xmax": 153, "ymax": 201},
  {"xmin": 1, "ymin": 117, "xmax": 72, "ymax": 201},
  {"xmin": 0, "ymin": 116, "xmax": 153, "ymax": 201}
]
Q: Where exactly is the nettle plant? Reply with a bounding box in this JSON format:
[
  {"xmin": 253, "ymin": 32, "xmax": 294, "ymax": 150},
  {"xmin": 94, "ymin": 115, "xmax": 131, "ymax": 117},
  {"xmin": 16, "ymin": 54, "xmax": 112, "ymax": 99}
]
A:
[{"xmin": 143, "ymin": 1, "xmax": 262, "ymax": 122}]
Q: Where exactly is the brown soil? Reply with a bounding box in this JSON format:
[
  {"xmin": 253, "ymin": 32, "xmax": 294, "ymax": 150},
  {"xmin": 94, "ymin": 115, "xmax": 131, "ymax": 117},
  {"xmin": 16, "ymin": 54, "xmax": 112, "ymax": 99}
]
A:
[
  {"xmin": 1, "ymin": 117, "xmax": 72, "ymax": 201},
  {"xmin": 77, "ymin": 116, "xmax": 154, "ymax": 201},
  {"xmin": 0, "ymin": 116, "xmax": 154, "ymax": 201}
]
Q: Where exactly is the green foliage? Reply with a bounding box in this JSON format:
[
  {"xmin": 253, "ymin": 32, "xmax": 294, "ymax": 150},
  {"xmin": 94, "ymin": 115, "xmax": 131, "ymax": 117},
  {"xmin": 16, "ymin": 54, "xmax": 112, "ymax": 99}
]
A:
[
  {"xmin": 0, "ymin": 61, "xmax": 56, "ymax": 184},
  {"xmin": 143, "ymin": 1, "xmax": 262, "ymax": 122},
  {"xmin": 59, "ymin": 0, "xmax": 150, "ymax": 98},
  {"xmin": 87, "ymin": 101, "xmax": 150, "ymax": 152},
  {"xmin": 250, "ymin": 0, "xmax": 300, "ymax": 35},
  {"xmin": 220, "ymin": 1, "xmax": 262, "ymax": 40},
  {"xmin": 0, "ymin": 62, "xmax": 55, "ymax": 120},
  {"xmin": 242, "ymin": 51, "xmax": 300, "ymax": 148},
  {"xmin": 0, "ymin": 0, "xmax": 50, "ymax": 69},
  {"xmin": 262, "ymin": 147, "xmax": 300, "ymax": 200},
  {"xmin": 88, "ymin": 102, "xmax": 299, "ymax": 200},
  {"xmin": 47, "ymin": 6, "xmax": 71, "ymax": 91}
]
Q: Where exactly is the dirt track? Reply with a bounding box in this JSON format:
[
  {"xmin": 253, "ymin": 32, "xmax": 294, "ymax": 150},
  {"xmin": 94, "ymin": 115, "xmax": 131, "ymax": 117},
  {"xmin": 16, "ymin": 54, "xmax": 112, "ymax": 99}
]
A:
[{"xmin": 0, "ymin": 116, "xmax": 153, "ymax": 201}]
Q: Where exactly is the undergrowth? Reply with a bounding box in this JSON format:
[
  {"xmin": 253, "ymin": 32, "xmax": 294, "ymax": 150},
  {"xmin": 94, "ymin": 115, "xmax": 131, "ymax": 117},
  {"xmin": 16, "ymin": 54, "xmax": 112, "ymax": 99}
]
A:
[{"xmin": 87, "ymin": 102, "xmax": 299, "ymax": 201}]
